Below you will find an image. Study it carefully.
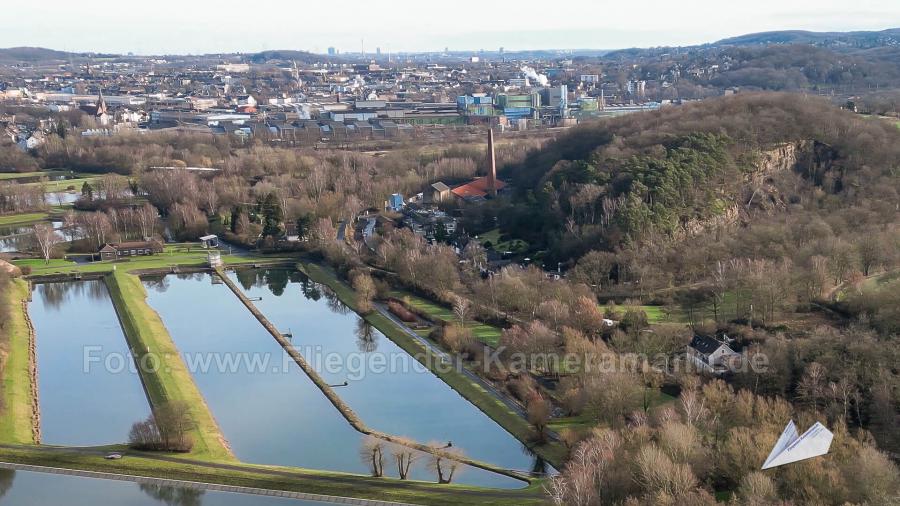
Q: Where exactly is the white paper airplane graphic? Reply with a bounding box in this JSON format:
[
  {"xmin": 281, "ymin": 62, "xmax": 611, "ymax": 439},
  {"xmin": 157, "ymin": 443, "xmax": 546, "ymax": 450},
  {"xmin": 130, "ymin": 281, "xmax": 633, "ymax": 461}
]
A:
[{"xmin": 761, "ymin": 420, "xmax": 833, "ymax": 470}]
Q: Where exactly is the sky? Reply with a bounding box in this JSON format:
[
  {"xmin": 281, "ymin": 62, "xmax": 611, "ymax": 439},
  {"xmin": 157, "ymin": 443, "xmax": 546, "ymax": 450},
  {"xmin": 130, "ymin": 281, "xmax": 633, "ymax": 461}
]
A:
[{"xmin": 2, "ymin": 0, "xmax": 899, "ymax": 55}]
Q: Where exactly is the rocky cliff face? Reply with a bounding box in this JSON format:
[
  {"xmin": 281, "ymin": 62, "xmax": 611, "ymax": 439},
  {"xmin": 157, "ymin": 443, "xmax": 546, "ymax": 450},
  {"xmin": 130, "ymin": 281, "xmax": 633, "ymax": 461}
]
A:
[
  {"xmin": 755, "ymin": 141, "xmax": 810, "ymax": 177},
  {"xmin": 675, "ymin": 203, "xmax": 740, "ymax": 241},
  {"xmin": 745, "ymin": 139, "xmax": 838, "ymax": 213},
  {"xmin": 676, "ymin": 140, "xmax": 836, "ymax": 240},
  {"xmin": 754, "ymin": 140, "xmax": 837, "ymax": 182}
]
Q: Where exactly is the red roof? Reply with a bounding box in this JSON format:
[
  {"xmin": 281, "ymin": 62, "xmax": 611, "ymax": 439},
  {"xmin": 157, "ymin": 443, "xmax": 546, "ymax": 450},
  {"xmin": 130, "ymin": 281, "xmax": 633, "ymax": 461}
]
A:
[{"xmin": 451, "ymin": 176, "xmax": 506, "ymax": 199}]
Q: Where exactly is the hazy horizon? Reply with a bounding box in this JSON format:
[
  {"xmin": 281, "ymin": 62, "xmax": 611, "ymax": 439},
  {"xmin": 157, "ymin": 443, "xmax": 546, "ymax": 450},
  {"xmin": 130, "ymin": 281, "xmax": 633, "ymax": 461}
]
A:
[{"xmin": 3, "ymin": 0, "xmax": 899, "ymax": 55}]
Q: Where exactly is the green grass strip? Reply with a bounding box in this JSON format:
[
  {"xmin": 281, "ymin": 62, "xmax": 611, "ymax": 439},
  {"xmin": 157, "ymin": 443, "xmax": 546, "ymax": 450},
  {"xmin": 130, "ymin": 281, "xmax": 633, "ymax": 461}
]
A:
[
  {"xmin": 105, "ymin": 271, "xmax": 233, "ymax": 462},
  {"xmin": 0, "ymin": 213, "xmax": 49, "ymax": 227},
  {"xmin": 0, "ymin": 445, "xmax": 546, "ymax": 506},
  {"xmin": 0, "ymin": 279, "xmax": 37, "ymax": 444}
]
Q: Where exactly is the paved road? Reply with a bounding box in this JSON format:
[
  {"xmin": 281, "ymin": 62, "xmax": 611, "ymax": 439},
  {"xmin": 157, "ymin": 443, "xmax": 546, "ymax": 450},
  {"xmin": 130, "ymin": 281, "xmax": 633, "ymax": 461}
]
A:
[{"xmin": 216, "ymin": 236, "xmax": 252, "ymax": 257}]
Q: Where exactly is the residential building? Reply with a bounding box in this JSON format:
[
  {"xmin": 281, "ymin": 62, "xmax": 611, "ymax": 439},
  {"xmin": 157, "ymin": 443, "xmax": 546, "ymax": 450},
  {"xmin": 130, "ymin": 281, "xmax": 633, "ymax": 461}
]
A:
[{"xmin": 687, "ymin": 335, "xmax": 741, "ymax": 374}]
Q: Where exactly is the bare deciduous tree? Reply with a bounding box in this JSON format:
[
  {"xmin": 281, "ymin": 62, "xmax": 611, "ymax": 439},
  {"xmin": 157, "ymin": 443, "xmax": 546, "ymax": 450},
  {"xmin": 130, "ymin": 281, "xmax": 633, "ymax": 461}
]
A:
[
  {"xmin": 359, "ymin": 436, "xmax": 385, "ymax": 477},
  {"xmin": 390, "ymin": 438, "xmax": 419, "ymax": 480},
  {"xmin": 427, "ymin": 442, "xmax": 463, "ymax": 484},
  {"xmin": 352, "ymin": 271, "xmax": 376, "ymax": 314},
  {"xmin": 452, "ymin": 296, "xmax": 471, "ymax": 327},
  {"xmin": 33, "ymin": 223, "xmax": 61, "ymax": 263}
]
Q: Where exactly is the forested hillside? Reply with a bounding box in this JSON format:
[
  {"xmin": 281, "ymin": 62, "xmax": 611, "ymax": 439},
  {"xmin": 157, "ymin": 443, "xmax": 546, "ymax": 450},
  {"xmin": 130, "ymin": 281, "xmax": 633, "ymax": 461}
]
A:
[
  {"xmin": 500, "ymin": 93, "xmax": 900, "ymax": 269},
  {"xmin": 484, "ymin": 93, "xmax": 900, "ymax": 480}
]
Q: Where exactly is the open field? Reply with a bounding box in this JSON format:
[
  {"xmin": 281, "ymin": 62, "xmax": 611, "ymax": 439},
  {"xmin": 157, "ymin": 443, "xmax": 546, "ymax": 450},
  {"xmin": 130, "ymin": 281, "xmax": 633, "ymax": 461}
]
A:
[
  {"xmin": 475, "ymin": 228, "xmax": 529, "ymax": 254},
  {"xmin": 23, "ymin": 176, "xmax": 101, "ymax": 192},
  {"xmin": 0, "ymin": 279, "xmax": 36, "ymax": 444},
  {"xmin": 301, "ymin": 262, "xmax": 566, "ymax": 467},
  {"xmin": 635, "ymin": 304, "xmax": 687, "ymax": 324},
  {"xmin": 0, "ymin": 445, "xmax": 545, "ymax": 506},
  {"xmin": 0, "ymin": 170, "xmax": 81, "ymax": 181},
  {"xmin": 0, "ymin": 169, "xmax": 101, "ymax": 190},
  {"xmin": 0, "ymin": 213, "xmax": 49, "ymax": 227},
  {"xmin": 104, "ymin": 271, "xmax": 234, "ymax": 462},
  {"xmin": 547, "ymin": 390, "xmax": 677, "ymax": 434},
  {"xmin": 0, "ymin": 172, "xmax": 45, "ymax": 181},
  {"xmin": 390, "ymin": 290, "xmax": 502, "ymax": 347}
]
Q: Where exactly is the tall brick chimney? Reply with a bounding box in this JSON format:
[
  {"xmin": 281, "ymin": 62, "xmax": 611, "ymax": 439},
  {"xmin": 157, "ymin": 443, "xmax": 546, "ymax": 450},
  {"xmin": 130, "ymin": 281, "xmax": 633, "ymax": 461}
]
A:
[{"xmin": 487, "ymin": 128, "xmax": 497, "ymax": 197}]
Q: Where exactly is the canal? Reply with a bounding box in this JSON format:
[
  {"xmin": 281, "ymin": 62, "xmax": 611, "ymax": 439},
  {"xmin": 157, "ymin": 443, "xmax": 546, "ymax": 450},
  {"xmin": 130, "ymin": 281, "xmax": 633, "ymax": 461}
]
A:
[
  {"xmin": 30, "ymin": 280, "xmax": 151, "ymax": 446},
  {"xmin": 142, "ymin": 273, "xmax": 524, "ymax": 488},
  {"xmin": 229, "ymin": 269, "xmax": 545, "ymax": 474}
]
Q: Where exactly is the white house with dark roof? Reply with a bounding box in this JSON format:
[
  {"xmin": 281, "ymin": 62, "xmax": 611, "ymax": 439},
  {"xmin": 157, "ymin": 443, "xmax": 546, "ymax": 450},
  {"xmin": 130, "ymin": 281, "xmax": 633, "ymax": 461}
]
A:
[{"xmin": 687, "ymin": 334, "xmax": 741, "ymax": 374}]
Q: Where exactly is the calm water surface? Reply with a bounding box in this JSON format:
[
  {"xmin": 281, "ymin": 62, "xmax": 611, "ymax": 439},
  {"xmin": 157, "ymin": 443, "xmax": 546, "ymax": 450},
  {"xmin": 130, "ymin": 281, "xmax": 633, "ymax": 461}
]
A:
[
  {"xmin": 30, "ymin": 280, "xmax": 151, "ymax": 446},
  {"xmin": 230, "ymin": 269, "xmax": 546, "ymax": 474},
  {"xmin": 0, "ymin": 469, "xmax": 331, "ymax": 505},
  {"xmin": 143, "ymin": 273, "xmax": 524, "ymax": 488},
  {"xmin": 0, "ymin": 221, "xmax": 65, "ymax": 253}
]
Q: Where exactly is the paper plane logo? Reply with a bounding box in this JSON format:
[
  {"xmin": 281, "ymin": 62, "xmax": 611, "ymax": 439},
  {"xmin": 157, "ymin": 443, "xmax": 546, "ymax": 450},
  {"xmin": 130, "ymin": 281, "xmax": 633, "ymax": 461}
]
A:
[{"xmin": 761, "ymin": 420, "xmax": 834, "ymax": 470}]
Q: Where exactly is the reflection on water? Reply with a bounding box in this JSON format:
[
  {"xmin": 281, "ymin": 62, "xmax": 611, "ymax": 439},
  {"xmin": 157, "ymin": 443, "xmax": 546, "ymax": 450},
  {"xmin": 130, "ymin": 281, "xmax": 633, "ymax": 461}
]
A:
[
  {"xmin": 0, "ymin": 225, "xmax": 31, "ymax": 253},
  {"xmin": 139, "ymin": 483, "xmax": 205, "ymax": 506},
  {"xmin": 0, "ymin": 220, "xmax": 66, "ymax": 253},
  {"xmin": 355, "ymin": 320, "xmax": 379, "ymax": 353},
  {"xmin": 0, "ymin": 469, "xmax": 13, "ymax": 501},
  {"xmin": 44, "ymin": 191, "xmax": 80, "ymax": 205},
  {"xmin": 230, "ymin": 269, "xmax": 545, "ymax": 477},
  {"xmin": 143, "ymin": 273, "xmax": 375, "ymax": 474},
  {"xmin": 143, "ymin": 273, "xmax": 526, "ymax": 488},
  {"xmin": 0, "ymin": 470, "xmax": 330, "ymax": 505},
  {"xmin": 30, "ymin": 280, "xmax": 151, "ymax": 446},
  {"xmin": 34, "ymin": 278, "xmax": 109, "ymax": 310}
]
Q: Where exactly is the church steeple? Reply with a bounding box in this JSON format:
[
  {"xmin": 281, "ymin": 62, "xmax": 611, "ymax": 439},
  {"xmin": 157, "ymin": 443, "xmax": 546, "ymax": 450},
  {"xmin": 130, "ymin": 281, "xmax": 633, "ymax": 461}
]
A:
[
  {"xmin": 95, "ymin": 89, "xmax": 107, "ymax": 116},
  {"xmin": 486, "ymin": 128, "xmax": 497, "ymax": 197}
]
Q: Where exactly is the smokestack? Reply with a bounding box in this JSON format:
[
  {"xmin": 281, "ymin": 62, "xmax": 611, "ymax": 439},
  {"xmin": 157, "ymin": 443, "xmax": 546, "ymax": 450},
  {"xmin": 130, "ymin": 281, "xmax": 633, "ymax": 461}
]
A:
[{"xmin": 487, "ymin": 128, "xmax": 497, "ymax": 197}]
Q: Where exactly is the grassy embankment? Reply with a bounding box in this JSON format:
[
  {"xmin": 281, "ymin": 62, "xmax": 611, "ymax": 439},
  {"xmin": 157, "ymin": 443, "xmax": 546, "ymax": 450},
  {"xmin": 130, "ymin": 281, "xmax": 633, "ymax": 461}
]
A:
[
  {"xmin": 299, "ymin": 261, "xmax": 567, "ymax": 468},
  {"xmin": 0, "ymin": 279, "xmax": 36, "ymax": 444},
  {"xmin": 390, "ymin": 290, "xmax": 502, "ymax": 347},
  {"xmin": 0, "ymin": 445, "xmax": 545, "ymax": 506},
  {"xmin": 0, "ymin": 213, "xmax": 49, "ymax": 227},
  {"xmin": 15, "ymin": 244, "xmax": 287, "ymax": 275},
  {"xmin": 104, "ymin": 270, "xmax": 233, "ymax": 462}
]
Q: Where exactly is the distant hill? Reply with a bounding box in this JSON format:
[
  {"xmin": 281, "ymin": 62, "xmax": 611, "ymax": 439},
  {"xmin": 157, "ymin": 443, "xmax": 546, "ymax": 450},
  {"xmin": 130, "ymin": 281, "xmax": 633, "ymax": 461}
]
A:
[
  {"xmin": 0, "ymin": 47, "xmax": 74, "ymax": 63},
  {"xmin": 715, "ymin": 28, "xmax": 900, "ymax": 48}
]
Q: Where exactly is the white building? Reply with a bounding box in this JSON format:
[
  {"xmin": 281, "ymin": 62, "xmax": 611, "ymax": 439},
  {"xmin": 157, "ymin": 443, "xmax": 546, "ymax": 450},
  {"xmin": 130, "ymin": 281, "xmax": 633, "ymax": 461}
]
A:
[
  {"xmin": 235, "ymin": 95, "xmax": 257, "ymax": 107},
  {"xmin": 687, "ymin": 334, "xmax": 741, "ymax": 374},
  {"xmin": 216, "ymin": 63, "xmax": 250, "ymax": 73}
]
